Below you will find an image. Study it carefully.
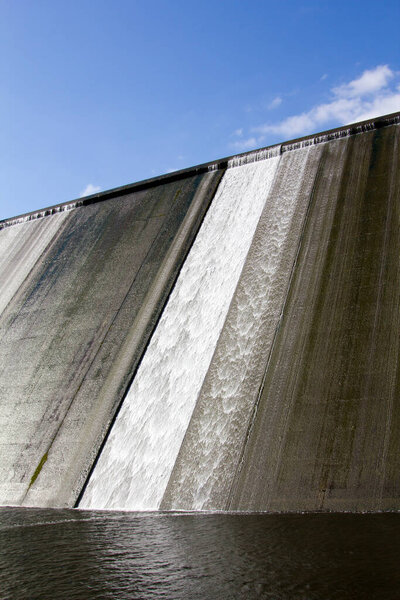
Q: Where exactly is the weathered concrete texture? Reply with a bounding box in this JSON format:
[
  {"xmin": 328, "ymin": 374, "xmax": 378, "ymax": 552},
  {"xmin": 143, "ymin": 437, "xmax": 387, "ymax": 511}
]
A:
[
  {"xmin": 0, "ymin": 213, "xmax": 69, "ymax": 316},
  {"xmin": 229, "ymin": 124, "xmax": 400, "ymax": 511},
  {"xmin": 0, "ymin": 171, "xmax": 223, "ymax": 507}
]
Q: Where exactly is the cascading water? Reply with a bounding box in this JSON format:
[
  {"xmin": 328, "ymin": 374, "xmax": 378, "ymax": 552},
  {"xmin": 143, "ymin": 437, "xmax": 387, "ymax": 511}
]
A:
[
  {"xmin": 161, "ymin": 145, "xmax": 324, "ymax": 510},
  {"xmin": 80, "ymin": 152, "xmax": 280, "ymax": 510}
]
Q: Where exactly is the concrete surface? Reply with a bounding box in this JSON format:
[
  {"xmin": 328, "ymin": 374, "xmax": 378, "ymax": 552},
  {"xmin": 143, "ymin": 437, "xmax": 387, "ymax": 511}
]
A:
[
  {"xmin": 229, "ymin": 124, "xmax": 400, "ymax": 511},
  {"xmin": 0, "ymin": 171, "xmax": 222, "ymax": 506}
]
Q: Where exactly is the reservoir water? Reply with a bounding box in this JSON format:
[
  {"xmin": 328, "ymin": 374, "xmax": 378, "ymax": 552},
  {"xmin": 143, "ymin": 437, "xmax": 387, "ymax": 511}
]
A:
[{"xmin": 1, "ymin": 508, "xmax": 399, "ymax": 599}]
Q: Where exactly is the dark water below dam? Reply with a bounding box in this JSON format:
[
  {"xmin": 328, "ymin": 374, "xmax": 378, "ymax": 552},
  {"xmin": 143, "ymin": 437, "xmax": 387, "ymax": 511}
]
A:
[{"xmin": 1, "ymin": 508, "xmax": 399, "ymax": 599}]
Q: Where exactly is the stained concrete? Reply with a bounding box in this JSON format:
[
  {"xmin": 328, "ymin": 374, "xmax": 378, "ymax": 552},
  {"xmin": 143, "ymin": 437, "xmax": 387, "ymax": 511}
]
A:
[
  {"xmin": 2, "ymin": 113, "xmax": 400, "ymax": 512},
  {"xmin": 0, "ymin": 171, "xmax": 223, "ymax": 506},
  {"xmin": 0, "ymin": 212, "xmax": 69, "ymax": 317},
  {"xmin": 229, "ymin": 124, "xmax": 400, "ymax": 511}
]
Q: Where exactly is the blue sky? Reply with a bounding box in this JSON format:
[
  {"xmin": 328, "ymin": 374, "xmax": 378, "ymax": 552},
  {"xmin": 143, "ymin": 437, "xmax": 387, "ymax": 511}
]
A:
[{"xmin": 1, "ymin": 0, "xmax": 399, "ymax": 219}]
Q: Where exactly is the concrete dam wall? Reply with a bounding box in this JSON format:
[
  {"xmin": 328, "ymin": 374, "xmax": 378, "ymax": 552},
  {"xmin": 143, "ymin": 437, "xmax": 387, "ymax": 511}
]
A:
[{"xmin": 1, "ymin": 112, "xmax": 399, "ymax": 511}]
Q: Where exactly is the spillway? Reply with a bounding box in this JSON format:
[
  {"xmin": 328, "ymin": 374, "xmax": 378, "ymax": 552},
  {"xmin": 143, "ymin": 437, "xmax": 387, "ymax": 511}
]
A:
[
  {"xmin": 161, "ymin": 144, "xmax": 323, "ymax": 510},
  {"xmin": 1, "ymin": 111, "xmax": 400, "ymax": 512},
  {"xmin": 81, "ymin": 152, "xmax": 280, "ymax": 510}
]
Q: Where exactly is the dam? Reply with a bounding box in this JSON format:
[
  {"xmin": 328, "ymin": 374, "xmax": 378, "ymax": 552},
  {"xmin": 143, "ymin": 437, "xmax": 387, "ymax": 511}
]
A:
[{"xmin": 1, "ymin": 111, "xmax": 399, "ymax": 512}]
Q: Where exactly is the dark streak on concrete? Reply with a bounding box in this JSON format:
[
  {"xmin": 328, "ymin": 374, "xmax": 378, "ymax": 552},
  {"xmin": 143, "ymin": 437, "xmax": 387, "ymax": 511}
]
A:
[
  {"xmin": 229, "ymin": 124, "xmax": 400, "ymax": 512},
  {"xmin": 0, "ymin": 171, "xmax": 223, "ymax": 507},
  {"xmin": 2, "ymin": 112, "xmax": 400, "ymax": 512}
]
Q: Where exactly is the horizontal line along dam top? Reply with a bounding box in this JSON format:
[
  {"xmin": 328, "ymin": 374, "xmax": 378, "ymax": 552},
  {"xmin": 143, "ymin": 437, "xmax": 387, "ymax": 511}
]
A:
[{"xmin": 1, "ymin": 110, "xmax": 399, "ymax": 230}]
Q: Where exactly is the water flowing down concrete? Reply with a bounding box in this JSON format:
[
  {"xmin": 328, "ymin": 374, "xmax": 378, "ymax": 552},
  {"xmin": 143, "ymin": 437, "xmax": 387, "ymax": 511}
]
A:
[
  {"xmin": 81, "ymin": 154, "xmax": 280, "ymax": 510},
  {"xmin": 161, "ymin": 144, "xmax": 324, "ymax": 510},
  {"xmin": 1, "ymin": 112, "xmax": 400, "ymax": 512}
]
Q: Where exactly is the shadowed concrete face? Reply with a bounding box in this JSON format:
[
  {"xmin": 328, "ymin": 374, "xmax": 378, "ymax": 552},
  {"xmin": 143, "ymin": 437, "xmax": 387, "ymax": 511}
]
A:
[
  {"xmin": 229, "ymin": 125, "xmax": 400, "ymax": 511},
  {"xmin": 0, "ymin": 171, "xmax": 223, "ymax": 507}
]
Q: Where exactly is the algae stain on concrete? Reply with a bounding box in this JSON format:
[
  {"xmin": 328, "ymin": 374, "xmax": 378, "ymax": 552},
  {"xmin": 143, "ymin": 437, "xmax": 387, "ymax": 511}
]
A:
[{"xmin": 29, "ymin": 453, "xmax": 48, "ymax": 488}]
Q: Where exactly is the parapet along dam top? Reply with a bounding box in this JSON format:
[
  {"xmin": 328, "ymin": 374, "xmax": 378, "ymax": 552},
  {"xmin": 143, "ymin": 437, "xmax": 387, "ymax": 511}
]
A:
[{"xmin": 1, "ymin": 111, "xmax": 400, "ymax": 512}]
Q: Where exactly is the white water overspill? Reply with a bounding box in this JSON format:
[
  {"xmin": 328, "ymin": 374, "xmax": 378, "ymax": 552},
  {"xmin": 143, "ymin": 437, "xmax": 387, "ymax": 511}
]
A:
[
  {"xmin": 0, "ymin": 202, "xmax": 77, "ymax": 229},
  {"xmin": 227, "ymin": 145, "xmax": 281, "ymax": 168},
  {"xmin": 161, "ymin": 145, "xmax": 323, "ymax": 510},
  {"xmin": 81, "ymin": 156, "xmax": 280, "ymax": 510}
]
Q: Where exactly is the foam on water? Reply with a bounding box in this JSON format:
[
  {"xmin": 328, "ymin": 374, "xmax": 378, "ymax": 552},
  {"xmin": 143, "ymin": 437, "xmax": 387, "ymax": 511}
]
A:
[{"xmin": 81, "ymin": 156, "xmax": 280, "ymax": 510}]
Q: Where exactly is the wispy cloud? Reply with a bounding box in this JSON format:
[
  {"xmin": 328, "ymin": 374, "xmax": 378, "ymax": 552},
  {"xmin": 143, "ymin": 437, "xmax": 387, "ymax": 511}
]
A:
[
  {"xmin": 232, "ymin": 128, "xmax": 243, "ymax": 137},
  {"xmin": 333, "ymin": 65, "xmax": 393, "ymax": 98},
  {"xmin": 254, "ymin": 65, "xmax": 400, "ymax": 140},
  {"xmin": 80, "ymin": 183, "xmax": 101, "ymax": 197},
  {"xmin": 232, "ymin": 66, "xmax": 400, "ymax": 149},
  {"xmin": 231, "ymin": 137, "xmax": 258, "ymax": 151},
  {"xmin": 164, "ymin": 155, "xmax": 187, "ymax": 173},
  {"xmin": 268, "ymin": 96, "xmax": 282, "ymax": 109}
]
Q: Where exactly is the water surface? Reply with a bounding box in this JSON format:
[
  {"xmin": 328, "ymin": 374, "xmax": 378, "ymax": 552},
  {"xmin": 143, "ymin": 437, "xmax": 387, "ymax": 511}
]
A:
[{"xmin": 1, "ymin": 509, "xmax": 399, "ymax": 599}]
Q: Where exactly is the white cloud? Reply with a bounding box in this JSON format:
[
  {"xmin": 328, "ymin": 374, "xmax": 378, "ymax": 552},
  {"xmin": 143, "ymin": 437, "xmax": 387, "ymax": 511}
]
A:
[
  {"xmin": 230, "ymin": 137, "xmax": 258, "ymax": 151},
  {"xmin": 333, "ymin": 65, "xmax": 393, "ymax": 98},
  {"xmin": 268, "ymin": 96, "xmax": 282, "ymax": 109},
  {"xmin": 320, "ymin": 73, "xmax": 328, "ymax": 81},
  {"xmin": 80, "ymin": 183, "xmax": 101, "ymax": 197},
  {"xmin": 253, "ymin": 65, "xmax": 400, "ymax": 140}
]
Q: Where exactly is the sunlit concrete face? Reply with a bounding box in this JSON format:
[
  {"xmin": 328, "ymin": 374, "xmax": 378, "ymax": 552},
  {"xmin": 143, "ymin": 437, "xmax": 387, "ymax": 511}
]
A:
[
  {"xmin": 0, "ymin": 212, "xmax": 70, "ymax": 317},
  {"xmin": 0, "ymin": 172, "xmax": 223, "ymax": 507}
]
